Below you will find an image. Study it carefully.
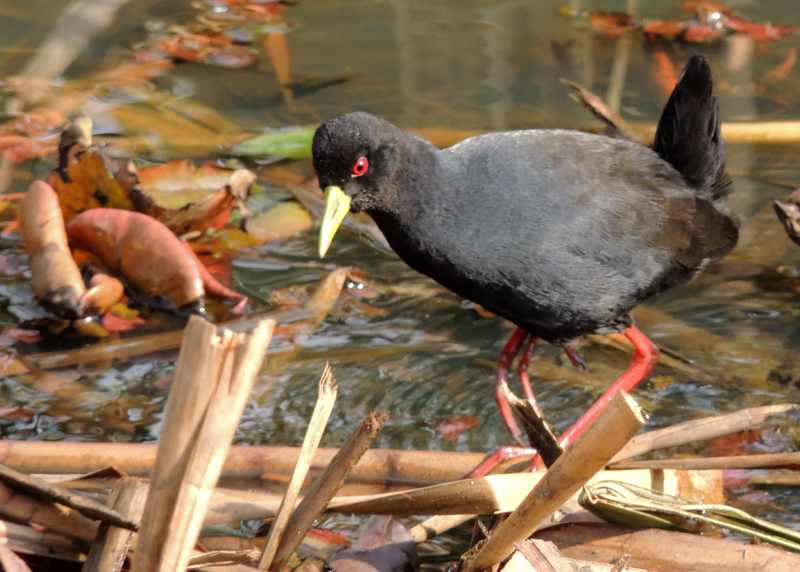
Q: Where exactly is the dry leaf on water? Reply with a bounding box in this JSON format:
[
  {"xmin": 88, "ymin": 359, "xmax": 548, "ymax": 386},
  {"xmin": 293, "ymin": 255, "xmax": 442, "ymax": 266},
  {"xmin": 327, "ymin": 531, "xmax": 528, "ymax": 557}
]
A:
[
  {"xmin": 48, "ymin": 149, "xmax": 136, "ymax": 221},
  {"xmin": 133, "ymin": 161, "xmax": 255, "ymax": 235},
  {"xmin": 244, "ymin": 201, "xmax": 313, "ymax": 244}
]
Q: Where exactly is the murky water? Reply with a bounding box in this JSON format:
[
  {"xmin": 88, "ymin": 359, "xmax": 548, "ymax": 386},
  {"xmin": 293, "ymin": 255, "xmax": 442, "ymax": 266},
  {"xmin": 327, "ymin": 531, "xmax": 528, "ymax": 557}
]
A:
[{"xmin": 1, "ymin": 0, "xmax": 800, "ymax": 530}]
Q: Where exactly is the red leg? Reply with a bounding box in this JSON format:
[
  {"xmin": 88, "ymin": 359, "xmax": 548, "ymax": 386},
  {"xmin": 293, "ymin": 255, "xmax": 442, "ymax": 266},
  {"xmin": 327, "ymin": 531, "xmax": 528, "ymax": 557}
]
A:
[
  {"xmin": 558, "ymin": 325, "xmax": 658, "ymax": 448},
  {"xmin": 468, "ymin": 446, "xmax": 538, "ymax": 478},
  {"xmin": 495, "ymin": 328, "xmax": 528, "ymax": 444}
]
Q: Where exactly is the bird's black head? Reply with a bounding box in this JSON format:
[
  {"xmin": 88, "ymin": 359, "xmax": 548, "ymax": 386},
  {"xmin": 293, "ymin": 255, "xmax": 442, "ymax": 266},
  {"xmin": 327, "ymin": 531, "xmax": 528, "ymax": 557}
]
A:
[
  {"xmin": 312, "ymin": 111, "xmax": 407, "ymax": 214},
  {"xmin": 313, "ymin": 112, "xmax": 413, "ymax": 257}
]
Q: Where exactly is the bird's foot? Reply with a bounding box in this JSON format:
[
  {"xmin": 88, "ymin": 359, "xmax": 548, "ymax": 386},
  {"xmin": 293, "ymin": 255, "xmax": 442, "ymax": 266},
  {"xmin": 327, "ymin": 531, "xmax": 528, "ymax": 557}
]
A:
[
  {"xmin": 467, "ymin": 446, "xmax": 538, "ymax": 478},
  {"xmin": 557, "ymin": 325, "xmax": 658, "ymax": 448},
  {"xmin": 563, "ymin": 344, "xmax": 587, "ymax": 370}
]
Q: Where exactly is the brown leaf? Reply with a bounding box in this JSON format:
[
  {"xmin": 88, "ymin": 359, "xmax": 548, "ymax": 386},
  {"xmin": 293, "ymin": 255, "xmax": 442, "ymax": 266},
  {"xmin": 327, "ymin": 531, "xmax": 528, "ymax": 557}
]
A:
[
  {"xmin": 588, "ymin": 11, "xmax": 636, "ymax": 36},
  {"xmin": 642, "ymin": 19, "xmax": 687, "ymax": 39},
  {"xmin": 436, "ymin": 415, "xmax": 480, "ymax": 441},
  {"xmin": 774, "ymin": 190, "xmax": 800, "ymax": 246},
  {"xmin": 48, "ymin": 148, "xmax": 136, "ymax": 221},
  {"xmin": 134, "ymin": 161, "xmax": 255, "ymax": 234}
]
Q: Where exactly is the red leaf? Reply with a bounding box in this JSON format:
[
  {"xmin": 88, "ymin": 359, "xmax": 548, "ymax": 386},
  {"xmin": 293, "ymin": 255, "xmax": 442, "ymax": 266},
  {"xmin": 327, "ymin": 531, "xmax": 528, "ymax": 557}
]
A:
[
  {"xmin": 102, "ymin": 312, "xmax": 146, "ymax": 332},
  {"xmin": 436, "ymin": 415, "xmax": 479, "ymax": 441}
]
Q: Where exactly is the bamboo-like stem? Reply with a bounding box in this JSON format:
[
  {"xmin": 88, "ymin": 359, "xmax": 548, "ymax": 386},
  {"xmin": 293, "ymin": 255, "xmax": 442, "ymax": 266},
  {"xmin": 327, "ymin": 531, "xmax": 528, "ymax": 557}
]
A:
[
  {"xmin": 0, "ymin": 441, "xmax": 487, "ymax": 487},
  {"xmin": 271, "ymin": 411, "xmax": 388, "ymax": 569},
  {"xmin": 612, "ymin": 404, "xmax": 798, "ymax": 463},
  {"xmin": 258, "ymin": 364, "xmax": 338, "ymax": 570},
  {"xmin": 612, "ymin": 452, "xmax": 800, "ymax": 471},
  {"xmin": 132, "ymin": 316, "xmax": 275, "ymax": 572},
  {"xmin": 203, "ymin": 467, "xmax": 721, "ymax": 523},
  {"xmin": 463, "ymin": 392, "xmax": 646, "ymax": 572},
  {"xmin": 83, "ymin": 479, "xmax": 148, "ymax": 572},
  {"xmin": 0, "ymin": 463, "xmax": 135, "ymax": 530}
]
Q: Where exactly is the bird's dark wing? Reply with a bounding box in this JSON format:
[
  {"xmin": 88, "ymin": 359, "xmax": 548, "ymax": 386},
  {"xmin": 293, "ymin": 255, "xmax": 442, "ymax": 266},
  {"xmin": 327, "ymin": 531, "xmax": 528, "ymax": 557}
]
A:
[{"xmin": 394, "ymin": 130, "xmax": 736, "ymax": 339}]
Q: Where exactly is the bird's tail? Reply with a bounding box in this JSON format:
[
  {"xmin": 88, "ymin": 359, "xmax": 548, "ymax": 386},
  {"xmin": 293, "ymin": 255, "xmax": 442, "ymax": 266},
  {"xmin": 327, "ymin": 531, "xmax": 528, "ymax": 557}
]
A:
[{"xmin": 653, "ymin": 54, "xmax": 729, "ymax": 200}]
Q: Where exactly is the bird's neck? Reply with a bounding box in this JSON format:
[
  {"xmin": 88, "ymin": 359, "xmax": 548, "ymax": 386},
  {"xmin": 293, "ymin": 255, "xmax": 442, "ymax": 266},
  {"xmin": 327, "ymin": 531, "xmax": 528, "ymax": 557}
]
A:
[
  {"xmin": 371, "ymin": 135, "xmax": 440, "ymax": 227},
  {"xmin": 369, "ymin": 137, "xmax": 445, "ymax": 262}
]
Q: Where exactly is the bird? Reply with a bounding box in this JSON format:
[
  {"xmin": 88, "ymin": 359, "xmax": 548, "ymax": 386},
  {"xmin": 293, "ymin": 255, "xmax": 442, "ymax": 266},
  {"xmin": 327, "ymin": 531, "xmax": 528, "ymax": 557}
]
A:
[{"xmin": 311, "ymin": 54, "xmax": 739, "ymax": 447}]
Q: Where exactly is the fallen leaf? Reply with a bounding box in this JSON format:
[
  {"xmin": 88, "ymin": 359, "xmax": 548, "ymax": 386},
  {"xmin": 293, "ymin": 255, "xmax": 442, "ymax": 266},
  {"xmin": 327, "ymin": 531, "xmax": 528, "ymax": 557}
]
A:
[
  {"xmin": 0, "ymin": 327, "xmax": 42, "ymax": 346},
  {"xmin": 198, "ymin": 228, "xmax": 260, "ymax": 255},
  {"xmin": 329, "ymin": 516, "xmax": 417, "ymax": 572},
  {"xmin": 725, "ymin": 16, "xmax": 795, "ymax": 42},
  {"xmin": 763, "ymin": 48, "xmax": 797, "ymax": 85},
  {"xmin": 72, "ymin": 317, "xmax": 110, "ymax": 338},
  {"xmin": 101, "ymin": 312, "xmax": 147, "ymax": 333},
  {"xmin": 231, "ymin": 127, "xmax": 315, "ymax": 159},
  {"xmin": 149, "ymin": 31, "xmax": 257, "ymax": 68},
  {"xmin": 306, "ymin": 267, "xmax": 350, "ymax": 324},
  {"xmin": 588, "ymin": 11, "xmax": 636, "ymax": 35},
  {"xmin": 650, "ymin": 48, "xmax": 679, "ymax": 96},
  {"xmin": 681, "ymin": 1, "xmax": 731, "ymax": 15},
  {"xmin": 435, "ymin": 415, "xmax": 479, "ymax": 441},
  {"xmin": 48, "ymin": 148, "xmax": 136, "ymax": 221},
  {"xmin": 134, "ymin": 161, "xmax": 255, "ymax": 234},
  {"xmin": 0, "ymin": 406, "xmax": 33, "ymax": 421},
  {"xmin": 642, "ymin": 19, "xmax": 687, "ymax": 39},
  {"xmin": 245, "ymin": 200, "xmax": 313, "ymax": 244},
  {"xmin": 682, "ymin": 23, "xmax": 725, "ymax": 43}
]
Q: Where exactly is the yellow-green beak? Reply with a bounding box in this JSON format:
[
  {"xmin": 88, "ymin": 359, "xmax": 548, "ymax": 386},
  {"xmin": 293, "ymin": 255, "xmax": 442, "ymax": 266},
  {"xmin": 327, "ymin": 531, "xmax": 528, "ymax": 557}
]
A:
[{"xmin": 318, "ymin": 185, "xmax": 352, "ymax": 258}]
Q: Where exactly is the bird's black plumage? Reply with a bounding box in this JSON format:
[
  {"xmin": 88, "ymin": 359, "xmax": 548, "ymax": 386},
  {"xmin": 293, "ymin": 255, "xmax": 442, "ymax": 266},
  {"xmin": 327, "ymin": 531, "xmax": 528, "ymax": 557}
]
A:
[{"xmin": 312, "ymin": 55, "xmax": 739, "ymax": 343}]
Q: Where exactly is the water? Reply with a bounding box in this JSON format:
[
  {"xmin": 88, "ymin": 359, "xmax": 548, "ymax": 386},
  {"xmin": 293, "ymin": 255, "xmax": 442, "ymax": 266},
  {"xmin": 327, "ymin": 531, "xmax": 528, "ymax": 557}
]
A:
[{"xmin": 1, "ymin": 0, "xmax": 800, "ymax": 529}]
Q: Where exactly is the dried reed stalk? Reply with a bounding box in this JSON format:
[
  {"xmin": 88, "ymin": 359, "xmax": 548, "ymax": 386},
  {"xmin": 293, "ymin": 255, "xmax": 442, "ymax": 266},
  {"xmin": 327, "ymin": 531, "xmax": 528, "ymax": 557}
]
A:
[
  {"xmin": 258, "ymin": 364, "xmax": 338, "ymax": 570},
  {"xmin": 612, "ymin": 403, "xmax": 798, "ymax": 463},
  {"xmin": 0, "ymin": 480, "xmax": 97, "ymax": 541},
  {"xmin": 462, "ymin": 392, "xmax": 646, "ymax": 572},
  {"xmin": 612, "ymin": 452, "xmax": 800, "ymax": 471},
  {"xmin": 83, "ymin": 478, "xmax": 148, "ymax": 572},
  {"xmin": 132, "ymin": 316, "xmax": 275, "ymax": 572},
  {"xmin": 502, "ymin": 383, "xmax": 561, "ymax": 466},
  {"xmin": 0, "ymin": 442, "xmax": 486, "ymax": 487},
  {"xmin": 271, "ymin": 411, "xmax": 388, "ymax": 569},
  {"xmin": 0, "ymin": 463, "xmax": 135, "ymax": 530}
]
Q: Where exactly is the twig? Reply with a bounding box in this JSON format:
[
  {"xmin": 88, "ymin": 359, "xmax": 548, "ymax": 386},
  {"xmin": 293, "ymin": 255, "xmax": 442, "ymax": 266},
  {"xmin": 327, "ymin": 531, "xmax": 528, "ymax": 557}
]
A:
[
  {"xmin": 462, "ymin": 392, "xmax": 646, "ymax": 572},
  {"xmin": 611, "ymin": 404, "xmax": 798, "ymax": 463},
  {"xmin": 562, "ymin": 80, "xmax": 637, "ymax": 141},
  {"xmin": 272, "ymin": 411, "xmax": 388, "ymax": 569},
  {"xmin": 258, "ymin": 363, "xmax": 339, "ymax": 570},
  {"xmin": 502, "ymin": 384, "xmax": 562, "ymax": 466},
  {"xmin": 611, "ymin": 452, "xmax": 800, "ymax": 471},
  {"xmin": 0, "ymin": 463, "xmax": 136, "ymax": 530},
  {"xmin": 83, "ymin": 478, "xmax": 148, "ymax": 572},
  {"xmin": 0, "ymin": 307, "xmax": 303, "ymax": 377},
  {"xmin": 132, "ymin": 316, "xmax": 275, "ymax": 572}
]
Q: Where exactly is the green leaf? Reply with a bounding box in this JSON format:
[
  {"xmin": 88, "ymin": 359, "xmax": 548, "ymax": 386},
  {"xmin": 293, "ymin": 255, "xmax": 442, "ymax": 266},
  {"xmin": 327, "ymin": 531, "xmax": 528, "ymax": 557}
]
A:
[{"xmin": 231, "ymin": 127, "xmax": 315, "ymax": 159}]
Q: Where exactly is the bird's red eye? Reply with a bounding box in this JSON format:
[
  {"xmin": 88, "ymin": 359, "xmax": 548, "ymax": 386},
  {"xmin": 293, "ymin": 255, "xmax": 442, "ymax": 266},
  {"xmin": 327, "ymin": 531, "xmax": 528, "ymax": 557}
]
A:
[{"xmin": 352, "ymin": 156, "xmax": 369, "ymax": 177}]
